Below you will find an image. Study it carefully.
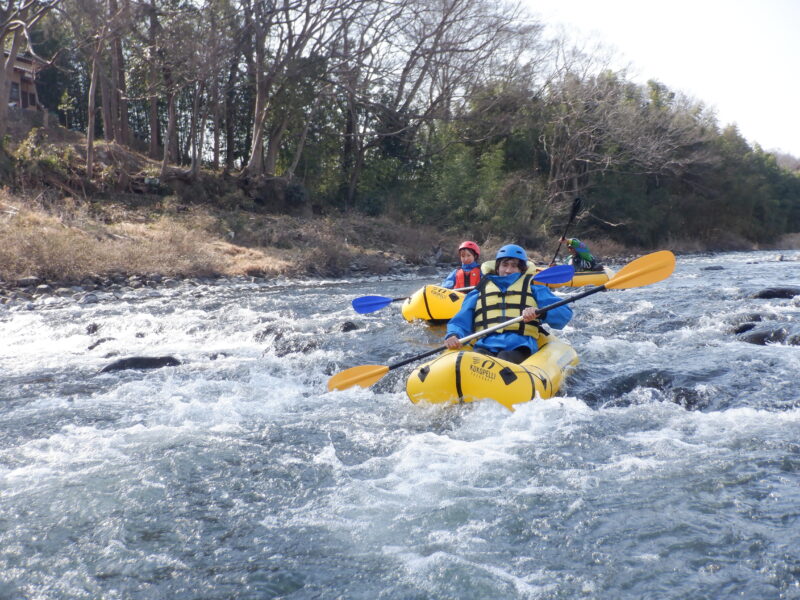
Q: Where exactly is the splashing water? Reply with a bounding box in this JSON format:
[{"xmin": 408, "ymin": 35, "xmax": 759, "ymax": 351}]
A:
[{"xmin": 2, "ymin": 252, "xmax": 800, "ymax": 599}]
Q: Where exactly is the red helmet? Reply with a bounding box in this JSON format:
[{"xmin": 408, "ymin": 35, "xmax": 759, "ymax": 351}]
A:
[{"xmin": 458, "ymin": 241, "xmax": 480, "ymax": 258}]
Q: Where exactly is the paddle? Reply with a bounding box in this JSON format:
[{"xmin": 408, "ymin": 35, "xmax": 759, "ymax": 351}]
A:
[
  {"xmin": 550, "ymin": 197, "xmax": 582, "ymax": 266},
  {"xmin": 328, "ymin": 250, "xmax": 675, "ymax": 391},
  {"xmin": 350, "ymin": 264, "xmax": 576, "ymax": 314}
]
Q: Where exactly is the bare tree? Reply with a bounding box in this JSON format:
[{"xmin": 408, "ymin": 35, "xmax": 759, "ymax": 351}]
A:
[
  {"xmin": 774, "ymin": 151, "xmax": 800, "ymax": 173},
  {"xmin": 58, "ymin": 0, "xmax": 121, "ymax": 176},
  {"xmin": 540, "ymin": 42, "xmax": 715, "ymax": 207},
  {"xmin": 241, "ymin": 0, "xmax": 355, "ymax": 179},
  {"xmin": 180, "ymin": 0, "xmax": 235, "ymax": 178},
  {"xmin": 85, "ymin": 27, "xmax": 104, "ymax": 177},
  {"xmin": 126, "ymin": 0, "xmax": 185, "ymax": 160},
  {"xmin": 126, "ymin": 0, "xmax": 209, "ymax": 177},
  {"xmin": 105, "ymin": 0, "xmax": 130, "ymax": 144},
  {"xmin": 333, "ymin": 0, "xmax": 537, "ymax": 208}
]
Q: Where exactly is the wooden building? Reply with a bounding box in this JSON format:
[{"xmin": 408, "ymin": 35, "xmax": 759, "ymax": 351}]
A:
[{"xmin": 5, "ymin": 50, "xmax": 46, "ymax": 110}]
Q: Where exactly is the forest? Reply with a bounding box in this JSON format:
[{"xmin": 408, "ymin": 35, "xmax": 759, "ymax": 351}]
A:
[{"xmin": 3, "ymin": 0, "xmax": 800, "ymax": 249}]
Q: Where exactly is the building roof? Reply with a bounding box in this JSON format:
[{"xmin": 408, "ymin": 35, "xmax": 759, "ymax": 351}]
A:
[{"xmin": 3, "ymin": 50, "xmax": 48, "ymax": 74}]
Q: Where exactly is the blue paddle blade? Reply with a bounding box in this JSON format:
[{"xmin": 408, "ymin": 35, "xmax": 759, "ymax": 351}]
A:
[
  {"xmin": 351, "ymin": 295, "xmax": 396, "ymax": 314},
  {"xmin": 533, "ymin": 264, "xmax": 575, "ymax": 283}
]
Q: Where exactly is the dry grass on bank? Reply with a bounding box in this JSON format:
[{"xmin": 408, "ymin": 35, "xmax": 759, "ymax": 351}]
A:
[
  {"xmin": 4, "ymin": 182, "xmax": 796, "ymax": 286},
  {"xmin": 772, "ymin": 232, "xmax": 800, "ymax": 250},
  {"xmin": 0, "ymin": 196, "xmax": 223, "ymax": 282},
  {"xmin": 0, "ymin": 189, "xmax": 459, "ymax": 284}
]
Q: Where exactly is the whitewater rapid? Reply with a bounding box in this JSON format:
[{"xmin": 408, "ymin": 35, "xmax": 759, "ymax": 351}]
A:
[{"xmin": 2, "ymin": 251, "xmax": 799, "ymax": 599}]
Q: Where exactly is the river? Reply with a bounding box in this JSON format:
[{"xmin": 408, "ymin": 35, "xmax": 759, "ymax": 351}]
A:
[{"xmin": 1, "ymin": 250, "xmax": 799, "ymax": 599}]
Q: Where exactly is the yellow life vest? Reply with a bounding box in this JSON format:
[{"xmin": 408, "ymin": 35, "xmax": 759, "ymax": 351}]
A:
[{"xmin": 473, "ymin": 273, "xmax": 546, "ymax": 340}]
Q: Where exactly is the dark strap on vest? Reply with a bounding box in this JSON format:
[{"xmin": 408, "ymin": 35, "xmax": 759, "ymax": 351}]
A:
[{"xmin": 474, "ymin": 274, "xmax": 535, "ymax": 335}]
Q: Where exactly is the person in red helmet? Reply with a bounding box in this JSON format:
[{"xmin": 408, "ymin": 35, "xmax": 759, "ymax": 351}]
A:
[{"xmin": 441, "ymin": 241, "xmax": 482, "ymax": 289}]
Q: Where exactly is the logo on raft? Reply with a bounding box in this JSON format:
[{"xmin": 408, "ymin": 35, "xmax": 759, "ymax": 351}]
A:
[
  {"xmin": 468, "ymin": 356, "xmax": 499, "ymax": 382},
  {"xmin": 426, "ymin": 285, "xmax": 463, "ymax": 303}
]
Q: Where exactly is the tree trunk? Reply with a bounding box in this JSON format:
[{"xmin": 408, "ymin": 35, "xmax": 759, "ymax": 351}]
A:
[
  {"xmin": 99, "ymin": 70, "xmax": 114, "ymax": 141},
  {"xmin": 347, "ymin": 150, "xmax": 364, "ymax": 210},
  {"xmin": 181, "ymin": 107, "xmax": 191, "ymax": 164},
  {"xmin": 103, "ymin": 0, "xmax": 120, "ymax": 144},
  {"xmin": 242, "ymin": 12, "xmax": 268, "ymax": 179},
  {"xmin": 194, "ymin": 104, "xmax": 209, "ymax": 178},
  {"xmin": 212, "ymin": 80, "xmax": 220, "ymax": 170},
  {"xmin": 148, "ymin": 94, "xmax": 160, "ymax": 158},
  {"xmin": 159, "ymin": 92, "xmax": 176, "ymax": 178},
  {"xmin": 147, "ymin": 0, "xmax": 160, "ymax": 158},
  {"xmin": 223, "ymin": 57, "xmax": 238, "ymax": 171},
  {"xmin": 112, "ymin": 36, "xmax": 129, "ymax": 145},
  {"xmin": 341, "ymin": 95, "xmax": 357, "ymax": 210},
  {"xmin": 263, "ymin": 114, "xmax": 288, "ymax": 176},
  {"xmin": 169, "ymin": 104, "xmax": 180, "ymax": 165},
  {"xmin": 163, "ymin": 75, "xmax": 178, "ymax": 164},
  {"xmin": 87, "ymin": 45, "xmax": 101, "ymax": 179},
  {"xmin": 244, "ymin": 78, "xmax": 267, "ymax": 177},
  {"xmin": 189, "ymin": 81, "xmax": 208, "ymax": 179},
  {"xmin": 286, "ymin": 90, "xmax": 325, "ymax": 178},
  {"xmin": 286, "ymin": 121, "xmax": 309, "ymax": 179}
]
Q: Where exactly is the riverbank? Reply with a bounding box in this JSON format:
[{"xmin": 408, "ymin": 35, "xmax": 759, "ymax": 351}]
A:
[
  {"xmin": 3, "ymin": 186, "xmax": 799, "ymax": 306},
  {"xmin": 0, "ymin": 186, "xmax": 624, "ymax": 294},
  {"xmin": 0, "ymin": 187, "xmax": 460, "ymax": 285},
  {"xmin": 4, "ymin": 120, "xmax": 800, "ymax": 298}
]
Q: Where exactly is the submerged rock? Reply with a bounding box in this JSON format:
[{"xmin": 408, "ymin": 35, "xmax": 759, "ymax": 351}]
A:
[
  {"xmin": 88, "ymin": 337, "xmax": 115, "ymax": 350},
  {"xmin": 100, "ymin": 356, "xmax": 181, "ymax": 372},
  {"xmin": 732, "ymin": 322, "xmax": 757, "ymax": 334},
  {"xmin": 736, "ymin": 324, "xmax": 800, "ymax": 346},
  {"xmin": 274, "ymin": 340, "xmax": 318, "ymax": 357},
  {"xmin": 752, "ymin": 286, "xmax": 800, "ymax": 299},
  {"xmin": 738, "ymin": 327, "xmax": 788, "ymax": 345}
]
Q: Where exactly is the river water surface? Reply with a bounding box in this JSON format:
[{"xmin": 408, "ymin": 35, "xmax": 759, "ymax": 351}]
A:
[{"xmin": 2, "ymin": 250, "xmax": 800, "ymax": 599}]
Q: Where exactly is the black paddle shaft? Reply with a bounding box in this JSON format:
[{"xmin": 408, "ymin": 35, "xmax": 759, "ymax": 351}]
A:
[
  {"xmin": 389, "ymin": 345, "xmax": 447, "ymax": 371},
  {"xmin": 550, "ymin": 197, "xmax": 582, "ymax": 265},
  {"xmin": 536, "ymin": 283, "xmax": 606, "ymax": 316}
]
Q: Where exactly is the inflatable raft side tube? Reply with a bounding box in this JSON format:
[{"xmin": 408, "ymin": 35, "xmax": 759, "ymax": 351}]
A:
[
  {"xmin": 406, "ymin": 337, "xmax": 579, "ymax": 409},
  {"xmin": 402, "ymin": 285, "xmax": 466, "ymax": 322}
]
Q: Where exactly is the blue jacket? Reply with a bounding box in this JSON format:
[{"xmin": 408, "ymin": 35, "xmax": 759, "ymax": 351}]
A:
[
  {"xmin": 445, "ymin": 272, "xmax": 573, "ymax": 354},
  {"xmin": 441, "ymin": 262, "xmax": 481, "ymax": 289}
]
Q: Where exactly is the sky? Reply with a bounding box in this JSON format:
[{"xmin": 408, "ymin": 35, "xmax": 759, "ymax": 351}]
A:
[{"xmin": 525, "ymin": 0, "xmax": 800, "ymax": 157}]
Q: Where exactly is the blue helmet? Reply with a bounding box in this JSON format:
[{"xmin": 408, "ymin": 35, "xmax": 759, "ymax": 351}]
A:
[{"xmin": 495, "ymin": 244, "xmax": 527, "ymax": 268}]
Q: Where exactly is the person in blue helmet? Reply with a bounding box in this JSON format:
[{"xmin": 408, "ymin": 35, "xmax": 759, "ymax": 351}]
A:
[
  {"xmin": 441, "ymin": 241, "xmax": 482, "ymax": 289},
  {"xmin": 443, "ymin": 244, "xmax": 573, "ymax": 364}
]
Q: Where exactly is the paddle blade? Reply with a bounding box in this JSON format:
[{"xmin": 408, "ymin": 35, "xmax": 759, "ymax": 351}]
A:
[
  {"xmin": 351, "ymin": 295, "xmax": 394, "ymax": 314},
  {"xmin": 605, "ymin": 251, "xmax": 676, "ymax": 289},
  {"xmin": 327, "ymin": 364, "xmax": 390, "ymax": 391},
  {"xmin": 533, "ymin": 264, "xmax": 575, "ymax": 284}
]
